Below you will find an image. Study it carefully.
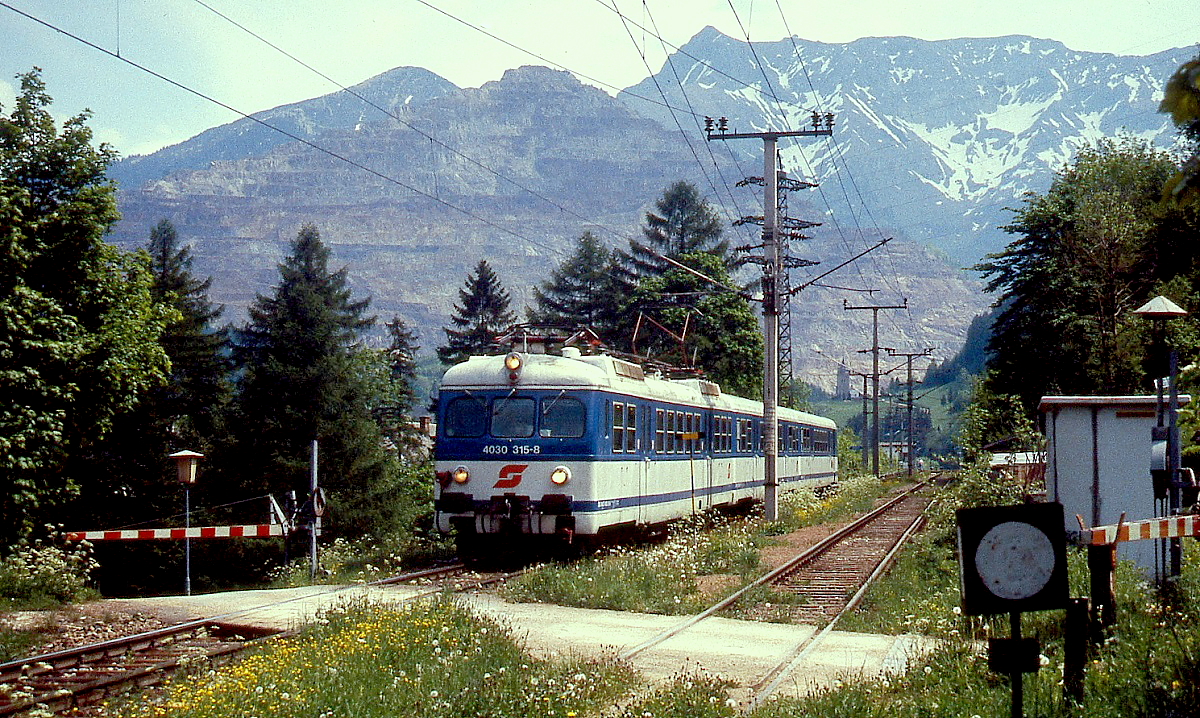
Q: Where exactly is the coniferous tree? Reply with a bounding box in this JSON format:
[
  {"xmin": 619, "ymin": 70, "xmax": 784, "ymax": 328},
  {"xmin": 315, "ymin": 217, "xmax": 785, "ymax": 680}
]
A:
[
  {"xmin": 380, "ymin": 316, "xmax": 425, "ymax": 460},
  {"xmin": 619, "ymin": 181, "xmax": 733, "ymax": 283},
  {"xmin": 230, "ymin": 224, "xmax": 393, "ymax": 537},
  {"xmin": 437, "ymin": 260, "xmax": 516, "ymax": 364},
  {"xmin": 528, "ymin": 231, "xmax": 622, "ymax": 337}
]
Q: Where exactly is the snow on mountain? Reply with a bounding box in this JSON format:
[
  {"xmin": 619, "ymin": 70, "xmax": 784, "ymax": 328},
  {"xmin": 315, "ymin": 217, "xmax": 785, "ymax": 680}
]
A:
[{"xmin": 619, "ymin": 28, "xmax": 1193, "ymax": 264}]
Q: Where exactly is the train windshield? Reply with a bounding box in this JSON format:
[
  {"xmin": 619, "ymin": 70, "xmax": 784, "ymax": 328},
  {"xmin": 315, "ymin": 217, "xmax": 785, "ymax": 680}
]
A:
[
  {"xmin": 540, "ymin": 396, "xmax": 585, "ymax": 438},
  {"xmin": 490, "ymin": 396, "xmax": 536, "ymax": 438},
  {"xmin": 444, "ymin": 396, "xmax": 486, "ymax": 437}
]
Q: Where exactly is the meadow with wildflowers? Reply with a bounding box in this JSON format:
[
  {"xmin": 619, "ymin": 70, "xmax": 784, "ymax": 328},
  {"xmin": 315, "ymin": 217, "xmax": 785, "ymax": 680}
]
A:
[
  {"xmin": 502, "ymin": 476, "xmax": 895, "ymax": 614},
  {"xmin": 119, "ymin": 598, "xmax": 635, "ymax": 718}
]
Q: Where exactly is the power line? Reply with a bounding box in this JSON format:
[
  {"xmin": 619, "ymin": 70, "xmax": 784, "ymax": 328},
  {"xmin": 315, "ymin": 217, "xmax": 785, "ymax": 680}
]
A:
[{"xmin": 0, "ymin": 0, "xmax": 576, "ymax": 260}]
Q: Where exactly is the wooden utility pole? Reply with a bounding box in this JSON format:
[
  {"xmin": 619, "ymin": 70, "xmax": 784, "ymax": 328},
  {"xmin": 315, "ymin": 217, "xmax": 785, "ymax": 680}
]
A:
[
  {"xmin": 706, "ymin": 114, "xmax": 832, "ymax": 519},
  {"xmin": 843, "ymin": 299, "xmax": 907, "ymax": 477},
  {"xmin": 888, "ymin": 348, "xmax": 932, "ymax": 478}
]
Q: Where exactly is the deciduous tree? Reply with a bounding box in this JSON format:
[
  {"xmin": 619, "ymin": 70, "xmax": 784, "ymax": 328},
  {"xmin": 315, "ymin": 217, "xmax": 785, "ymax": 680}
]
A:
[{"xmin": 0, "ymin": 69, "xmax": 174, "ymax": 542}]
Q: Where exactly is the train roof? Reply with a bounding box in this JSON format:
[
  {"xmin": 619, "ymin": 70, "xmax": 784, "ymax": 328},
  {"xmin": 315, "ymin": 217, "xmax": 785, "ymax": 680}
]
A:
[{"xmin": 440, "ymin": 351, "xmax": 836, "ymax": 429}]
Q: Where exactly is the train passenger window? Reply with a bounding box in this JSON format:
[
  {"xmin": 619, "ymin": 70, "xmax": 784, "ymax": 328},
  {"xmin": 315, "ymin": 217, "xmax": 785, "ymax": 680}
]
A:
[
  {"xmin": 491, "ymin": 397, "xmax": 536, "ymax": 438},
  {"xmin": 666, "ymin": 411, "xmax": 675, "ymax": 453},
  {"xmin": 612, "ymin": 402, "xmax": 626, "ymax": 452},
  {"xmin": 802, "ymin": 427, "xmax": 813, "ymax": 452},
  {"xmin": 445, "ymin": 396, "xmax": 486, "ymax": 437},
  {"xmin": 813, "ymin": 429, "xmax": 831, "ymax": 453},
  {"xmin": 625, "ymin": 404, "xmax": 638, "ymax": 452},
  {"xmin": 540, "ymin": 396, "xmax": 585, "ymax": 438},
  {"xmin": 655, "ymin": 409, "xmax": 665, "ymax": 453}
]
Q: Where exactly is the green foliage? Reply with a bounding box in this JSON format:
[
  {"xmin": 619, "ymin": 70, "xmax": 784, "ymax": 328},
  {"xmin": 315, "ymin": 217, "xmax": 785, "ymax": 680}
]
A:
[
  {"xmin": 0, "ymin": 528, "xmax": 98, "ymax": 609},
  {"xmin": 620, "ymin": 180, "xmax": 733, "ymax": 281},
  {"xmin": 128, "ymin": 599, "xmax": 636, "ymax": 718},
  {"xmin": 504, "ymin": 478, "xmax": 891, "ymax": 613},
  {"xmin": 527, "ymin": 230, "xmax": 622, "ymax": 337},
  {"xmin": 229, "ymin": 223, "xmax": 397, "ymax": 539},
  {"xmin": 955, "ymin": 375, "xmax": 1043, "ymax": 466},
  {"xmin": 629, "ymin": 252, "xmax": 763, "ymax": 397},
  {"xmin": 0, "ymin": 69, "xmax": 175, "ymax": 542},
  {"xmin": 977, "ymin": 136, "xmax": 1196, "ymax": 412},
  {"xmin": 437, "ymin": 259, "xmax": 516, "ymax": 365}
]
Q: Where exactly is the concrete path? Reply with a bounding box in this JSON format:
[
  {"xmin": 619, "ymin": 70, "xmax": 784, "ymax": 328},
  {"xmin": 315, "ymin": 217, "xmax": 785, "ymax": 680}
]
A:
[{"xmin": 108, "ymin": 584, "xmax": 936, "ymax": 699}]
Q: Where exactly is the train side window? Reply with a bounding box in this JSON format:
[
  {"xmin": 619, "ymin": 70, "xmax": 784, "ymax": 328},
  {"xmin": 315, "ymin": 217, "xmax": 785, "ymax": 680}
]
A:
[
  {"xmin": 813, "ymin": 429, "xmax": 831, "ymax": 454},
  {"xmin": 625, "ymin": 403, "xmax": 638, "ymax": 452},
  {"xmin": 445, "ymin": 396, "xmax": 486, "ymax": 437},
  {"xmin": 541, "ymin": 396, "xmax": 585, "ymax": 438},
  {"xmin": 655, "ymin": 409, "xmax": 665, "ymax": 453},
  {"xmin": 612, "ymin": 402, "xmax": 625, "ymax": 452},
  {"xmin": 491, "ymin": 397, "xmax": 536, "ymax": 438},
  {"xmin": 666, "ymin": 411, "xmax": 675, "ymax": 453},
  {"xmin": 802, "ymin": 427, "xmax": 813, "ymax": 453}
]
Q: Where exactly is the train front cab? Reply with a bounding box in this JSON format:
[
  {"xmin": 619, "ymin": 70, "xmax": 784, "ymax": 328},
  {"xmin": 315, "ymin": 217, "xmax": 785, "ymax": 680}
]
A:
[{"xmin": 434, "ymin": 387, "xmax": 605, "ymax": 559}]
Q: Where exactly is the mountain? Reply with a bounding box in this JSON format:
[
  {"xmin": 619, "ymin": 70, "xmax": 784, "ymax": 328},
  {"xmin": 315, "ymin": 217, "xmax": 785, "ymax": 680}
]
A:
[
  {"xmin": 110, "ymin": 66, "xmax": 459, "ymax": 190},
  {"xmin": 105, "ymin": 29, "xmax": 1192, "ymax": 391},
  {"xmin": 621, "ymin": 28, "xmax": 1194, "ymax": 263}
]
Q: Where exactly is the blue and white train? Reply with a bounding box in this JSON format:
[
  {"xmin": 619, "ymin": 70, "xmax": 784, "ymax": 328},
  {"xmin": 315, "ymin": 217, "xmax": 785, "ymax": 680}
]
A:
[{"xmin": 433, "ymin": 347, "xmax": 838, "ymax": 557}]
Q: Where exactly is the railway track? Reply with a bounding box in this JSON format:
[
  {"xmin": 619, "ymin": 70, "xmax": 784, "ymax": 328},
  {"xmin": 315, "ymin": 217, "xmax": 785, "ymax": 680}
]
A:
[
  {"xmin": 0, "ymin": 619, "xmax": 282, "ymax": 716},
  {"xmin": 0, "ymin": 561, "xmax": 523, "ymax": 716},
  {"xmin": 619, "ymin": 480, "xmax": 935, "ymax": 706}
]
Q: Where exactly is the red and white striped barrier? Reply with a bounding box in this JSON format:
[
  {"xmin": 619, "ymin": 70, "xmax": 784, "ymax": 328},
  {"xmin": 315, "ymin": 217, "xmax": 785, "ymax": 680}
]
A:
[
  {"xmin": 66, "ymin": 524, "xmax": 285, "ymax": 541},
  {"xmin": 1084, "ymin": 515, "xmax": 1200, "ymax": 545}
]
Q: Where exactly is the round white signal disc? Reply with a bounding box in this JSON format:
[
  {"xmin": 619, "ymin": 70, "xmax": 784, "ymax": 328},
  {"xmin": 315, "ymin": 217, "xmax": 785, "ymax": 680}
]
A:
[{"xmin": 974, "ymin": 521, "xmax": 1056, "ymax": 600}]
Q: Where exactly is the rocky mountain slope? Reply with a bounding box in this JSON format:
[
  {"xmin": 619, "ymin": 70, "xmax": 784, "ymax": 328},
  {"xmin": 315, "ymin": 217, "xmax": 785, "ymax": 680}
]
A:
[
  {"xmin": 622, "ymin": 28, "xmax": 1193, "ymax": 263},
  {"xmin": 105, "ymin": 29, "xmax": 1191, "ymax": 389}
]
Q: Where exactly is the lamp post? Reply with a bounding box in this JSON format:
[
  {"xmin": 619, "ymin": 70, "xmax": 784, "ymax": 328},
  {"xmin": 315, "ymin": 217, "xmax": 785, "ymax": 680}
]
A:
[
  {"xmin": 169, "ymin": 450, "xmax": 204, "ymax": 596},
  {"xmin": 1134, "ymin": 296, "xmax": 1188, "ymax": 580}
]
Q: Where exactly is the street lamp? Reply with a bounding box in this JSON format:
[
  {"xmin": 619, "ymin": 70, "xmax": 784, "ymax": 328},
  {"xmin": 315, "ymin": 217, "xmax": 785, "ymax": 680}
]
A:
[
  {"xmin": 1134, "ymin": 296, "xmax": 1188, "ymax": 580},
  {"xmin": 169, "ymin": 450, "xmax": 204, "ymax": 596}
]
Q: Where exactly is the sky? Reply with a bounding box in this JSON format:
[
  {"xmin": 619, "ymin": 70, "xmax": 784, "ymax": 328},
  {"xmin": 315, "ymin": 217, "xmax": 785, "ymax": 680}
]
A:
[{"xmin": 1, "ymin": 0, "xmax": 1198, "ymax": 157}]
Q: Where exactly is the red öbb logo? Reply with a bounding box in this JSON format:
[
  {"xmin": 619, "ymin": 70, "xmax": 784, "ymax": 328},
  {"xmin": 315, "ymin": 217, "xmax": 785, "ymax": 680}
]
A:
[{"xmin": 495, "ymin": 464, "xmax": 529, "ymax": 489}]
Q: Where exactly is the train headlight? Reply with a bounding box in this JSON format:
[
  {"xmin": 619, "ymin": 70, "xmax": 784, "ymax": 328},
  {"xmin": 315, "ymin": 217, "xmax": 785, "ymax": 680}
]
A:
[
  {"xmin": 550, "ymin": 466, "xmax": 571, "ymax": 485},
  {"xmin": 505, "ymin": 352, "xmax": 522, "ymax": 383},
  {"xmin": 452, "ymin": 466, "xmax": 470, "ymax": 484}
]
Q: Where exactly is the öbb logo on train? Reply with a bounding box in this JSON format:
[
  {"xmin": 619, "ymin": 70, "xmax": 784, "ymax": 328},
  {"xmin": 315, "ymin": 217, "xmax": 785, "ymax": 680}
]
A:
[{"xmin": 494, "ymin": 464, "xmax": 529, "ymax": 489}]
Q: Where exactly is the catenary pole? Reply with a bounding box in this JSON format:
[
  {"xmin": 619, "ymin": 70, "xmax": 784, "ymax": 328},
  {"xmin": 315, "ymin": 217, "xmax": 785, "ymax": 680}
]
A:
[
  {"xmin": 843, "ymin": 300, "xmax": 907, "ymax": 477},
  {"xmin": 706, "ymin": 115, "xmax": 832, "ymax": 519}
]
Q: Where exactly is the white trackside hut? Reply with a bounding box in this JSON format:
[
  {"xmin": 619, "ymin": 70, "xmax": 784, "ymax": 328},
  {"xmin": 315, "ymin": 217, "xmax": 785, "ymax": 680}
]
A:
[{"xmin": 434, "ymin": 347, "xmax": 837, "ymax": 558}]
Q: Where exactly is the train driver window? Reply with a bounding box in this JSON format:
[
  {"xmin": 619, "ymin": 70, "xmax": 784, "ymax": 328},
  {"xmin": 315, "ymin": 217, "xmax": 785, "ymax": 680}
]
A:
[
  {"xmin": 491, "ymin": 397, "xmax": 536, "ymax": 438},
  {"xmin": 445, "ymin": 396, "xmax": 486, "ymax": 437},
  {"xmin": 540, "ymin": 396, "xmax": 585, "ymax": 438}
]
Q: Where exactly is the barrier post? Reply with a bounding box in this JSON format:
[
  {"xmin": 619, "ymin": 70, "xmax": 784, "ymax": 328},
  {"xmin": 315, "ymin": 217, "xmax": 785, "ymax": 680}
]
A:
[{"xmin": 1063, "ymin": 597, "xmax": 1089, "ymax": 703}]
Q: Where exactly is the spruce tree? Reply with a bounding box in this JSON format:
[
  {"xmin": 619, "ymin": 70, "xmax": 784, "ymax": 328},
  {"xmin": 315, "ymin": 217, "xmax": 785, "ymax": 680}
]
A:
[
  {"xmin": 437, "ymin": 259, "xmax": 516, "ymax": 364},
  {"xmin": 231, "ymin": 224, "xmax": 392, "ymax": 537},
  {"xmin": 620, "ymin": 181, "xmax": 732, "ymax": 282},
  {"xmin": 528, "ymin": 231, "xmax": 621, "ymax": 336},
  {"xmin": 381, "ymin": 316, "xmax": 425, "ymax": 460}
]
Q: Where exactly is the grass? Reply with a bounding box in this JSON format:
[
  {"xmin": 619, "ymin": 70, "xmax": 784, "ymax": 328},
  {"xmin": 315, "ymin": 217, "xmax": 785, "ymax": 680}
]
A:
[
  {"xmin": 89, "ymin": 466, "xmax": 1200, "ymax": 717},
  {"xmin": 501, "ymin": 475, "xmax": 898, "ymax": 614},
  {"xmin": 117, "ymin": 598, "xmax": 637, "ymax": 718}
]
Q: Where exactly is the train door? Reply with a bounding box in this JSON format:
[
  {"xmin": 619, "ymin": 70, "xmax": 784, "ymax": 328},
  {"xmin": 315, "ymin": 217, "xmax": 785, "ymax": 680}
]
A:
[{"xmin": 638, "ymin": 404, "xmax": 649, "ymax": 525}]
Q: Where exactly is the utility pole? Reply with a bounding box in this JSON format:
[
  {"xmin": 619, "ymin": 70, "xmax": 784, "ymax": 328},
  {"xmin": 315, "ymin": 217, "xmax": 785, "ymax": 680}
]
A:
[
  {"xmin": 707, "ymin": 113, "xmax": 833, "ymax": 520},
  {"xmin": 851, "ymin": 371, "xmax": 870, "ymax": 468},
  {"xmin": 843, "ymin": 299, "xmax": 907, "ymax": 477},
  {"xmin": 734, "ymin": 173, "xmax": 820, "ymax": 399},
  {"xmin": 888, "ymin": 348, "xmax": 933, "ymax": 479}
]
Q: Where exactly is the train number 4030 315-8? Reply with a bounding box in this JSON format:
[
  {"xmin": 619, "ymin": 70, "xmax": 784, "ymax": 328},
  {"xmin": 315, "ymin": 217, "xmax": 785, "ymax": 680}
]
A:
[{"xmin": 481, "ymin": 444, "xmax": 542, "ymax": 455}]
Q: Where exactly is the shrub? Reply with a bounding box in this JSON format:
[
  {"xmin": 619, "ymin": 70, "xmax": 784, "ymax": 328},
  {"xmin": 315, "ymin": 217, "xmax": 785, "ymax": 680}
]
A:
[{"xmin": 0, "ymin": 527, "xmax": 98, "ymax": 609}]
